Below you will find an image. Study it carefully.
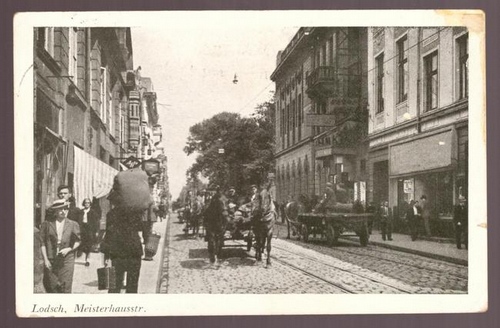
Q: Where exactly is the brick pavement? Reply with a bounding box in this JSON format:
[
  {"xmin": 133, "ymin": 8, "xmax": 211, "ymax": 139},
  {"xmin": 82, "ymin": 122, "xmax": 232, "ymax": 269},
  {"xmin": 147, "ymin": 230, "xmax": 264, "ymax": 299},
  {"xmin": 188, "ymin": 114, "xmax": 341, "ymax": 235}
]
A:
[{"xmin": 159, "ymin": 214, "xmax": 466, "ymax": 294}]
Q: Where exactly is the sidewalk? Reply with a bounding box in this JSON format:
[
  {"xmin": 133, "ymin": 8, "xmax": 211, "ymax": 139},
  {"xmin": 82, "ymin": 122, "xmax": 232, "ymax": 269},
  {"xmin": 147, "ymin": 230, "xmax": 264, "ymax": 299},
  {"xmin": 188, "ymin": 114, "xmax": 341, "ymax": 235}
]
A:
[
  {"xmin": 72, "ymin": 215, "xmax": 169, "ymax": 294},
  {"xmin": 342, "ymin": 229, "xmax": 468, "ymax": 266}
]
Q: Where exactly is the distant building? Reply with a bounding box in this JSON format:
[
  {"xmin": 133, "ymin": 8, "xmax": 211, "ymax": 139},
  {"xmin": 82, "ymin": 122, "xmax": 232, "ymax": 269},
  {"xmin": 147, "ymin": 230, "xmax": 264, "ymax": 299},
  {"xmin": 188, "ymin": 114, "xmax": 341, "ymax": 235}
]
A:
[
  {"xmin": 367, "ymin": 27, "xmax": 468, "ymax": 236},
  {"xmin": 271, "ymin": 27, "xmax": 369, "ymax": 205}
]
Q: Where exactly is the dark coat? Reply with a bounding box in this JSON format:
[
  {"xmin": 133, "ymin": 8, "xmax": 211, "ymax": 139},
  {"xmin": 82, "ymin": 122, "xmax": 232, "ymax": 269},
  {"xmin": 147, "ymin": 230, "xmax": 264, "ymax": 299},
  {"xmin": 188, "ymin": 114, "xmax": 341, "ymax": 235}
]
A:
[
  {"xmin": 406, "ymin": 205, "xmax": 421, "ymax": 221},
  {"xmin": 204, "ymin": 192, "xmax": 228, "ymax": 233},
  {"xmin": 77, "ymin": 208, "xmax": 100, "ymax": 233},
  {"xmin": 453, "ymin": 204, "xmax": 468, "ymax": 226},
  {"xmin": 379, "ymin": 205, "xmax": 393, "ymax": 221},
  {"xmin": 101, "ymin": 208, "xmax": 143, "ymax": 259},
  {"xmin": 40, "ymin": 218, "xmax": 81, "ymax": 260}
]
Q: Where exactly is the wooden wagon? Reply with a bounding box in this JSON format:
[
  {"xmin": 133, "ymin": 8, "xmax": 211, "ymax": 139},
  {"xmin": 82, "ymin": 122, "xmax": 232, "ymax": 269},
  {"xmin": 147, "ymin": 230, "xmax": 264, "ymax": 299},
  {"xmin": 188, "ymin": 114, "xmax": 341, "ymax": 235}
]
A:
[{"xmin": 285, "ymin": 202, "xmax": 372, "ymax": 247}]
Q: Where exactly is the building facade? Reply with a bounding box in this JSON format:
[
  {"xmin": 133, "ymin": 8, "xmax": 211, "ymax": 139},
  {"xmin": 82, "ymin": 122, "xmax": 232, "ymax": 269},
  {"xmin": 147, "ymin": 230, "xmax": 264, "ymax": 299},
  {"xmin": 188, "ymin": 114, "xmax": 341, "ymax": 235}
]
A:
[
  {"xmin": 34, "ymin": 27, "xmax": 168, "ymax": 225},
  {"xmin": 271, "ymin": 27, "xmax": 369, "ymax": 206},
  {"xmin": 367, "ymin": 27, "xmax": 469, "ymax": 237}
]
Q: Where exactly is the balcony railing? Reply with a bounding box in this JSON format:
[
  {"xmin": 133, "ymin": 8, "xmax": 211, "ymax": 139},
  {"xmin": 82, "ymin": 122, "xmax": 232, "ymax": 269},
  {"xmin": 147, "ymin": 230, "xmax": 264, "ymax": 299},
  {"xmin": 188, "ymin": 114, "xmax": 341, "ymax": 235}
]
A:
[{"xmin": 306, "ymin": 66, "xmax": 361, "ymax": 99}]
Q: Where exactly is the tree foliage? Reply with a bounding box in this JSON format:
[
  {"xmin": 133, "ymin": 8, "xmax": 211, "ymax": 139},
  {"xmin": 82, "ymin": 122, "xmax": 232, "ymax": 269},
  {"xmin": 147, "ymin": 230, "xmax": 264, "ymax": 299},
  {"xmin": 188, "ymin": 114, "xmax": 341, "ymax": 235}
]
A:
[{"xmin": 184, "ymin": 98, "xmax": 275, "ymax": 194}]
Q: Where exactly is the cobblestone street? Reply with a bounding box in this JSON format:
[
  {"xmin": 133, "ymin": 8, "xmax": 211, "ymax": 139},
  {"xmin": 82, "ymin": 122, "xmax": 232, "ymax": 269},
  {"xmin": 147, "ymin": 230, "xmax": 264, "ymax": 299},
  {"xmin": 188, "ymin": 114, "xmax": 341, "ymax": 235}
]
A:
[{"xmin": 159, "ymin": 214, "xmax": 468, "ymax": 294}]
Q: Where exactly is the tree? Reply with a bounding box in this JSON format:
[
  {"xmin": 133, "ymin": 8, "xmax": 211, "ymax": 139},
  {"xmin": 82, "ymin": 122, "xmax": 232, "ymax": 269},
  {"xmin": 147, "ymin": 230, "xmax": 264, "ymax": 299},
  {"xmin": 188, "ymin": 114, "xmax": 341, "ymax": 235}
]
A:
[{"xmin": 184, "ymin": 96, "xmax": 275, "ymax": 194}]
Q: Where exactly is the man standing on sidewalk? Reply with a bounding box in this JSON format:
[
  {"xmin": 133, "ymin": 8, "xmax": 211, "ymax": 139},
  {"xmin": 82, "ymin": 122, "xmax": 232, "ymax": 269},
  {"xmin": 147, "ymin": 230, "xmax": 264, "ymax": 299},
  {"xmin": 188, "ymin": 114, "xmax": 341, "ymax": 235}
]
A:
[
  {"xmin": 380, "ymin": 201, "xmax": 393, "ymax": 241},
  {"xmin": 420, "ymin": 195, "xmax": 432, "ymax": 237},
  {"xmin": 453, "ymin": 195, "xmax": 468, "ymax": 250}
]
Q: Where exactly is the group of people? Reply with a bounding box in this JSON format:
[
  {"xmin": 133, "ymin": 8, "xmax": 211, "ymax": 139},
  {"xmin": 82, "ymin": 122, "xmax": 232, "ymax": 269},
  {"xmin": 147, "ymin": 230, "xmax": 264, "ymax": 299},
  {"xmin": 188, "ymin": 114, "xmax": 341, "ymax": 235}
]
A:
[
  {"xmin": 367, "ymin": 195, "xmax": 468, "ymax": 249},
  {"xmin": 183, "ymin": 183, "xmax": 275, "ymax": 238},
  {"xmin": 34, "ymin": 185, "xmax": 100, "ymax": 293},
  {"xmin": 181, "ymin": 182, "xmax": 276, "ymax": 263},
  {"xmin": 34, "ymin": 184, "xmax": 167, "ymax": 294}
]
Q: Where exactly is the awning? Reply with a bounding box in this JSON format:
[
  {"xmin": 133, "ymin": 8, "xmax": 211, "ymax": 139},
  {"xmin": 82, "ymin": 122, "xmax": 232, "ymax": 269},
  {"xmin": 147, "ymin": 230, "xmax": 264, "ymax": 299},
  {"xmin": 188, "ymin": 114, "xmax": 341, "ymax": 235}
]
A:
[
  {"xmin": 73, "ymin": 146, "xmax": 118, "ymax": 206},
  {"xmin": 389, "ymin": 130, "xmax": 456, "ymax": 177}
]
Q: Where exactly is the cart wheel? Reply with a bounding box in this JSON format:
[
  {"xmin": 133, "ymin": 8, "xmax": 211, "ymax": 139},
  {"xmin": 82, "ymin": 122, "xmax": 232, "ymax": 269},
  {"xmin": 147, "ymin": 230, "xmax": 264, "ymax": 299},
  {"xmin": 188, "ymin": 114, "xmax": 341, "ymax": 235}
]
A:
[
  {"xmin": 301, "ymin": 224, "xmax": 309, "ymax": 243},
  {"xmin": 325, "ymin": 224, "xmax": 336, "ymax": 247},
  {"xmin": 359, "ymin": 228, "xmax": 369, "ymax": 247}
]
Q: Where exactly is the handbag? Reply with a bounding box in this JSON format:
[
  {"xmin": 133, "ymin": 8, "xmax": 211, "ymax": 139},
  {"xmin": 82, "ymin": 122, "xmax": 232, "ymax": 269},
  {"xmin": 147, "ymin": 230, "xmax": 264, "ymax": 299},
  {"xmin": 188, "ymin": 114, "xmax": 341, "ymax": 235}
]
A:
[{"xmin": 97, "ymin": 263, "xmax": 116, "ymax": 290}]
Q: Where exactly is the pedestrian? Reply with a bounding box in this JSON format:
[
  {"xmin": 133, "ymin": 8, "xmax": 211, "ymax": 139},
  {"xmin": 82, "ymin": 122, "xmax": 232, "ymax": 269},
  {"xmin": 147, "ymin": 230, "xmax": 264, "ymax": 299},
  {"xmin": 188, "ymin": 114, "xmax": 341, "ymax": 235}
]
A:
[
  {"xmin": 204, "ymin": 185, "xmax": 228, "ymax": 263},
  {"xmin": 453, "ymin": 195, "xmax": 468, "ymax": 249},
  {"xmin": 380, "ymin": 201, "xmax": 393, "ymax": 241},
  {"xmin": 420, "ymin": 195, "xmax": 432, "ymax": 237},
  {"xmin": 406, "ymin": 200, "xmax": 421, "ymax": 241},
  {"xmin": 40, "ymin": 199, "xmax": 81, "ymax": 293},
  {"xmin": 101, "ymin": 206, "xmax": 143, "ymax": 293},
  {"xmin": 56, "ymin": 185, "xmax": 81, "ymax": 222},
  {"xmin": 183, "ymin": 190, "xmax": 194, "ymax": 232},
  {"xmin": 77, "ymin": 198, "xmax": 100, "ymax": 266},
  {"xmin": 157, "ymin": 198, "xmax": 167, "ymax": 222},
  {"xmin": 142, "ymin": 202, "xmax": 157, "ymax": 243}
]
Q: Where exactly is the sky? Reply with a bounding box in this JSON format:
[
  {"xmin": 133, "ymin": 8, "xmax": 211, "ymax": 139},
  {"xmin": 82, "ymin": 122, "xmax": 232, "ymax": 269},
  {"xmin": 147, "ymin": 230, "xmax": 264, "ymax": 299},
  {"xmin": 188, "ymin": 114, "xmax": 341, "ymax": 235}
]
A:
[{"xmin": 131, "ymin": 23, "xmax": 297, "ymax": 199}]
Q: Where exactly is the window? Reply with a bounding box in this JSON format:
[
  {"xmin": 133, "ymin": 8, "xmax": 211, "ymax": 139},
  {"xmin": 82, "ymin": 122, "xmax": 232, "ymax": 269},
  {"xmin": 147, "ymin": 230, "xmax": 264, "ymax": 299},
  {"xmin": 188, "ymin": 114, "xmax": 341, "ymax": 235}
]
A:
[
  {"xmin": 424, "ymin": 51, "xmax": 439, "ymax": 111},
  {"xmin": 360, "ymin": 159, "xmax": 367, "ymax": 176},
  {"xmin": 376, "ymin": 53, "xmax": 385, "ymax": 113},
  {"xmin": 397, "ymin": 36, "xmax": 409, "ymax": 103},
  {"xmin": 457, "ymin": 34, "xmax": 468, "ymax": 99},
  {"xmin": 120, "ymin": 110, "xmax": 125, "ymax": 146},
  {"xmin": 38, "ymin": 27, "xmax": 55, "ymax": 56},
  {"xmin": 68, "ymin": 28, "xmax": 78, "ymax": 83},
  {"xmin": 108, "ymin": 94, "xmax": 113, "ymax": 134},
  {"xmin": 329, "ymin": 35, "xmax": 335, "ymax": 66},
  {"xmin": 99, "ymin": 67, "xmax": 107, "ymax": 123}
]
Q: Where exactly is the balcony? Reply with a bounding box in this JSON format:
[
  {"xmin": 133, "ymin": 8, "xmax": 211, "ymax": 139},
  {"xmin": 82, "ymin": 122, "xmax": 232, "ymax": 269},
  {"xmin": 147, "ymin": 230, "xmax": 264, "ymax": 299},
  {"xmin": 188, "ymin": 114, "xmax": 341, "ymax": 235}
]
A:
[{"xmin": 306, "ymin": 66, "xmax": 361, "ymax": 101}]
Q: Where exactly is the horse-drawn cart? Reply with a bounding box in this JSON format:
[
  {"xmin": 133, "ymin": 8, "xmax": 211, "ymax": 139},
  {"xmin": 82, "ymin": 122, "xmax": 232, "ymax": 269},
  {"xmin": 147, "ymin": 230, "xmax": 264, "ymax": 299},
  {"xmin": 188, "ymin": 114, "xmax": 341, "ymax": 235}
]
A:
[{"xmin": 285, "ymin": 202, "xmax": 372, "ymax": 247}]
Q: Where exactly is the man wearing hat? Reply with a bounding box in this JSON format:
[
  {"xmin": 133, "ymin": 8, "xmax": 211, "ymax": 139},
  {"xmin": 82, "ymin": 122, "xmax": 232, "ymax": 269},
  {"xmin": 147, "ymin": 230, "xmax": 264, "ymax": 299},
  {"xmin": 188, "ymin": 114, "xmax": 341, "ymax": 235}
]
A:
[
  {"xmin": 453, "ymin": 195, "xmax": 468, "ymax": 249},
  {"xmin": 39, "ymin": 199, "xmax": 81, "ymax": 293}
]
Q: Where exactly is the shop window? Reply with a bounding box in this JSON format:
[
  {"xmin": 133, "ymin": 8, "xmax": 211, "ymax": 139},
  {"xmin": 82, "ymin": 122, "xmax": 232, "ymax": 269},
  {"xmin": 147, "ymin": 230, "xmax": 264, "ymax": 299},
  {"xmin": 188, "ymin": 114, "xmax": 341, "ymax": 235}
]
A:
[
  {"xmin": 397, "ymin": 35, "xmax": 408, "ymax": 103},
  {"xmin": 436, "ymin": 172, "xmax": 453, "ymax": 217}
]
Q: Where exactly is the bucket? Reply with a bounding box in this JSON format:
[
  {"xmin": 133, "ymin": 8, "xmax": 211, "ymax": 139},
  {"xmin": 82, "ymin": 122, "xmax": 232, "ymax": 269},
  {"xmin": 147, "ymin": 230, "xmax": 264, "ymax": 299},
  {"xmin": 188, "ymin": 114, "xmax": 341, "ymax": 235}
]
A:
[{"xmin": 144, "ymin": 232, "xmax": 161, "ymax": 260}]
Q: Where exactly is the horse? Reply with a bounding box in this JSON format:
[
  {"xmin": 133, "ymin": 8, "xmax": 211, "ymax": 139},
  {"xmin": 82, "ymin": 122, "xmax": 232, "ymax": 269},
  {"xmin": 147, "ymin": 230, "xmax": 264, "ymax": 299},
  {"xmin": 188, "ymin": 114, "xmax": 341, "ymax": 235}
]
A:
[
  {"xmin": 203, "ymin": 192, "xmax": 228, "ymax": 263},
  {"xmin": 251, "ymin": 189, "xmax": 277, "ymax": 267},
  {"xmin": 252, "ymin": 210, "xmax": 276, "ymax": 266}
]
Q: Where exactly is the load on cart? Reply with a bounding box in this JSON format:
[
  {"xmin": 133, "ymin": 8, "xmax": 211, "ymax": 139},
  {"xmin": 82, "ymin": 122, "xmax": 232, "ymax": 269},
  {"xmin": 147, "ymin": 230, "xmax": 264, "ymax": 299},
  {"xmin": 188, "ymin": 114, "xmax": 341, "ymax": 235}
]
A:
[{"xmin": 285, "ymin": 178, "xmax": 372, "ymax": 247}]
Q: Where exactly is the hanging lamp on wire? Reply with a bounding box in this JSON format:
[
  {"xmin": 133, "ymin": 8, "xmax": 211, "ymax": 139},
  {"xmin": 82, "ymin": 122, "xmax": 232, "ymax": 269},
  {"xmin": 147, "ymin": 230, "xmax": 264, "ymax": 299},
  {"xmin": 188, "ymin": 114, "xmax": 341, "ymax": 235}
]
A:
[{"xmin": 233, "ymin": 73, "xmax": 238, "ymax": 84}]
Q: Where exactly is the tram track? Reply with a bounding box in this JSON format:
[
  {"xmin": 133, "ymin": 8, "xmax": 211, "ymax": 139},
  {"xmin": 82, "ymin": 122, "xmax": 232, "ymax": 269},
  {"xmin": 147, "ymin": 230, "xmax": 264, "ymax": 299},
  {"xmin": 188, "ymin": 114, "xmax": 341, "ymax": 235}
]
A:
[
  {"xmin": 331, "ymin": 244, "xmax": 467, "ymax": 279},
  {"xmin": 232, "ymin": 239, "xmax": 414, "ymax": 294},
  {"xmin": 271, "ymin": 243, "xmax": 415, "ymax": 294},
  {"xmin": 278, "ymin": 230, "xmax": 467, "ymax": 280}
]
